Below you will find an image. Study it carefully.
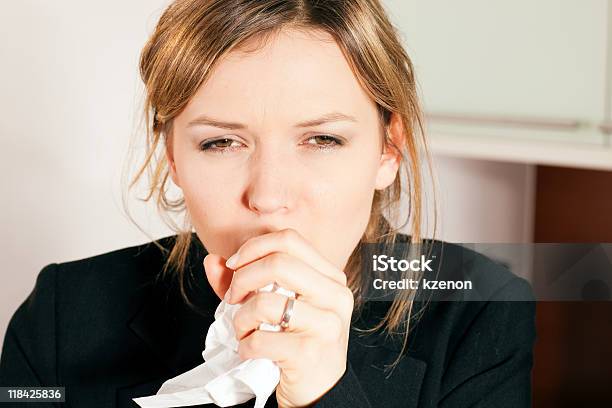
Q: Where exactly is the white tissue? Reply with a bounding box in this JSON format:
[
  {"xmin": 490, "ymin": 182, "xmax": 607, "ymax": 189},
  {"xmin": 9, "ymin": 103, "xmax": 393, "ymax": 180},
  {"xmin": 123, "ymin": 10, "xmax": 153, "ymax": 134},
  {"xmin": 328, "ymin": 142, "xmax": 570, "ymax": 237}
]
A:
[{"xmin": 133, "ymin": 282, "xmax": 296, "ymax": 408}]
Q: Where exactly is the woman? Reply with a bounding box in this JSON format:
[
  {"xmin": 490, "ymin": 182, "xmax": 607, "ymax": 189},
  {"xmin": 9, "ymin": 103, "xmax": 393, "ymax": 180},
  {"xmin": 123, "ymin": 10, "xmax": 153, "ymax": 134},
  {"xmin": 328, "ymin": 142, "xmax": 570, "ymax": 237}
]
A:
[{"xmin": 0, "ymin": 0, "xmax": 536, "ymax": 407}]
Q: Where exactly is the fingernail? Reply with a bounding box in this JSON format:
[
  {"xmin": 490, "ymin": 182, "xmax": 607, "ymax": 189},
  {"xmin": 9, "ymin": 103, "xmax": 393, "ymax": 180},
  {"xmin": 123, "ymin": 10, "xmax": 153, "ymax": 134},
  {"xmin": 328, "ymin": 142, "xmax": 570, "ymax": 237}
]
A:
[
  {"xmin": 226, "ymin": 252, "xmax": 239, "ymax": 269},
  {"xmin": 224, "ymin": 289, "xmax": 231, "ymax": 302}
]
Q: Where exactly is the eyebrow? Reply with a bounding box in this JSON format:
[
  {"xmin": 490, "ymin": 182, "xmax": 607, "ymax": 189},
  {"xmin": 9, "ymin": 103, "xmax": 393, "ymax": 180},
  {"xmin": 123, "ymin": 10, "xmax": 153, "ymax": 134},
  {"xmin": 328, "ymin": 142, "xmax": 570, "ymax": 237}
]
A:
[{"xmin": 186, "ymin": 111, "xmax": 358, "ymax": 130}]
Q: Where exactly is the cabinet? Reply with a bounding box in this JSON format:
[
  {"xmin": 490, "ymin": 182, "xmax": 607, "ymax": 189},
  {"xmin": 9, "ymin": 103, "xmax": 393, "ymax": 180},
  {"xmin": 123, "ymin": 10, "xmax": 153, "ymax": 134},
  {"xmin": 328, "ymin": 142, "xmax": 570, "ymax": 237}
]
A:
[
  {"xmin": 383, "ymin": 0, "xmax": 612, "ymax": 168},
  {"xmin": 384, "ymin": 0, "xmax": 607, "ymax": 121}
]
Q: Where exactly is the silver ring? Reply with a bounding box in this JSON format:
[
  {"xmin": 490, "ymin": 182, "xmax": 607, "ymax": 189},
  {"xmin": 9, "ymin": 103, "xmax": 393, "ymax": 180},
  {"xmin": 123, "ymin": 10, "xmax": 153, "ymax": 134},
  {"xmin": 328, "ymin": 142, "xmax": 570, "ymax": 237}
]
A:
[{"xmin": 279, "ymin": 296, "xmax": 295, "ymax": 330}]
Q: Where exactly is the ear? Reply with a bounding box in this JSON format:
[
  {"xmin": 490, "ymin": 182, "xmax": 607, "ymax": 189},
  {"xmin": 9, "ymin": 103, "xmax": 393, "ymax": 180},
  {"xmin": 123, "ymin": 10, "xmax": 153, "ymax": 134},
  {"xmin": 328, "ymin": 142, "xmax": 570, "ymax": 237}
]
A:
[
  {"xmin": 375, "ymin": 112, "xmax": 405, "ymax": 190},
  {"xmin": 165, "ymin": 131, "xmax": 181, "ymax": 188}
]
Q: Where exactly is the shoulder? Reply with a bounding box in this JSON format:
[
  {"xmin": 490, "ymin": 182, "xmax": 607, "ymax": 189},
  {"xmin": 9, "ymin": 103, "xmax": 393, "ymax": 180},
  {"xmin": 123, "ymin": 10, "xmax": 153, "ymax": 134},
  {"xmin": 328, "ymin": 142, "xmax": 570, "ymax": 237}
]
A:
[
  {"xmin": 4, "ymin": 233, "xmax": 181, "ymax": 343},
  {"xmin": 398, "ymin": 235, "xmax": 536, "ymax": 367},
  {"xmin": 0, "ymin": 234, "xmax": 183, "ymax": 385},
  {"xmin": 383, "ymin": 235, "xmax": 536, "ymax": 404},
  {"xmin": 382, "ymin": 233, "xmax": 536, "ymax": 354},
  {"xmin": 419, "ymin": 234, "xmax": 534, "ymax": 326},
  {"xmin": 365, "ymin": 232, "xmax": 536, "ymax": 332},
  {"xmin": 422, "ymin": 241, "xmax": 536, "ymax": 404},
  {"xmin": 54, "ymin": 233, "xmax": 177, "ymax": 289}
]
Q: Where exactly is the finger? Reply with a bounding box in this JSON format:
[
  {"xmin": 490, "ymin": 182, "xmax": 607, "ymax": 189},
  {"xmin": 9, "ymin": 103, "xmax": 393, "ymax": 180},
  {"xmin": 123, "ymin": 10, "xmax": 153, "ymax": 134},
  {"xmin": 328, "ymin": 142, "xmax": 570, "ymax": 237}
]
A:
[
  {"xmin": 226, "ymin": 228, "xmax": 346, "ymax": 286},
  {"xmin": 233, "ymin": 291, "xmax": 326, "ymax": 340},
  {"xmin": 228, "ymin": 252, "xmax": 346, "ymax": 311},
  {"xmin": 237, "ymin": 329, "xmax": 303, "ymax": 368},
  {"xmin": 203, "ymin": 253, "xmax": 234, "ymax": 301}
]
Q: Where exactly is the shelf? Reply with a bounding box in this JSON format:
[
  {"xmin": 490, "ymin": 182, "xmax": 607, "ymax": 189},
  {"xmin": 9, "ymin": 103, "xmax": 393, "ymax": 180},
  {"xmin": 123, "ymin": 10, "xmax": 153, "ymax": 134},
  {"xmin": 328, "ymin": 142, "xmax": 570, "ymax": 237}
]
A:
[{"xmin": 427, "ymin": 130, "xmax": 612, "ymax": 171}]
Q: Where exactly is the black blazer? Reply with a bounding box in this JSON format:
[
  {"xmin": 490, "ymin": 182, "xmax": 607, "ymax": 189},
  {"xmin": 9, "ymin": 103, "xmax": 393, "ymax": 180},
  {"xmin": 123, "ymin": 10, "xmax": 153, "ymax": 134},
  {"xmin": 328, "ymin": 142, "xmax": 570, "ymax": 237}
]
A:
[{"xmin": 0, "ymin": 233, "xmax": 536, "ymax": 407}]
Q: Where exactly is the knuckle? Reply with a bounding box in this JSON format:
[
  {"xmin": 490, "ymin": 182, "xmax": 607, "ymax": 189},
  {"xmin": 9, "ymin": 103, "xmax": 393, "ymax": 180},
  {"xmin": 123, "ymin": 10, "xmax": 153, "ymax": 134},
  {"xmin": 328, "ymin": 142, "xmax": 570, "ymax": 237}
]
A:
[
  {"xmin": 280, "ymin": 228, "xmax": 299, "ymax": 248},
  {"xmin": 254, "ymin": 292, "xmax": 274, "ymax": 314},
  {"xmin": 230, "ymin": 274, "xmax": 242, "ymax": 295},
  {"xmin": 338, "ymin": 272, "xmax": 348, "ymax": 287},
  {"xmin": 321, "ymin": 311, "xmax": 343, "ymax": 342},
  {"xmin": 345, "ymin": 287, "xmax": 355, "ymax": 307},
  {"xmin": 264, "ymin": 252, "xmax": 284, "ymax": 270},
  {"xmin": 300, "ymin": 337, "xmax": 318, "ymax": 360},
  {"xmin": 237, "ymin": 334, "xmax": 249, "ymax": 359},
  {"xmin": 281, "ymin": 228, "xmax": 297, "ymax": 240},
  {"xmin": 264, "ymin": 254, "xmax": 288, "ymax": 284},
  {"xmin": 239, "ymin": 332, "xmax": 260, "ymax": 360},
  {"xmin": 232, "ymin": 311, "xmax": 244, "ymax": 336},
  {"xmin": 340, "ymin": 287, "xmax": 355, "ymax": 313},
  {"xmin": 252, "ymin": 292, "xmax": 265, "ymax": 310},
  {"xmin": 248, "ymin": 330, "xmax": 263, "ymax": 351}
]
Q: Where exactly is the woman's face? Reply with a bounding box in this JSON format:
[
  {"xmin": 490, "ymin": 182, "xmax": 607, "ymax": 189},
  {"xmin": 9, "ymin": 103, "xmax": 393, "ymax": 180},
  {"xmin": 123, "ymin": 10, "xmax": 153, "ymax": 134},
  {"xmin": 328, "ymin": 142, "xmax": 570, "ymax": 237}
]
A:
[{"xmin": 167, "ymin": 28, "xmax": 402, "ymax": 271}]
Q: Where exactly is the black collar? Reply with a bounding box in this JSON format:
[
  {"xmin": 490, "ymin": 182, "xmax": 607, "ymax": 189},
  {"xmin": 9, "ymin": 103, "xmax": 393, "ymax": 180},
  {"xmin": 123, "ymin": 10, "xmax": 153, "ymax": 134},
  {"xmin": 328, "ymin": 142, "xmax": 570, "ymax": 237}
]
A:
[{"xmin": 127, "ymin": 233, "xmax": 219, "ymax": 376}]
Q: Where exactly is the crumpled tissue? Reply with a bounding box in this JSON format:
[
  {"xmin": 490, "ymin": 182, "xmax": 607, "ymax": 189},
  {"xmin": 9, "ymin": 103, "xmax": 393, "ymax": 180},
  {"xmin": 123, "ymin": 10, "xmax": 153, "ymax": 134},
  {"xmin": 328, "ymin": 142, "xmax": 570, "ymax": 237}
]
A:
[{"xmin": 133, "ymin": 282, "xmax": 296, "ymax": 408}]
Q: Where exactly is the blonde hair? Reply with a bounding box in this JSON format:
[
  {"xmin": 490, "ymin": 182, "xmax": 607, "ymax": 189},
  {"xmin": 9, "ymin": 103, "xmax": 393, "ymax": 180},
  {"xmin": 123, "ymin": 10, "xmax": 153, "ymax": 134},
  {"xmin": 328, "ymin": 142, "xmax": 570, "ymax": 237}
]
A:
[{"xmin": 123, "ymin": 0, "xmax": 438, "ymax": 374}]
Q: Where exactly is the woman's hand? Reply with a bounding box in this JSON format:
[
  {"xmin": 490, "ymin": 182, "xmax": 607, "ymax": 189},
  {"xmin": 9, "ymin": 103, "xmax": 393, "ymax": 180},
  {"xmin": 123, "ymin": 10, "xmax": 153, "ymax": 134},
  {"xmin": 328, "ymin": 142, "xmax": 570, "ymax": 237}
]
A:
[{"xmin": 203, "ymin": 228, "xmax": 354, "ymax": 408}]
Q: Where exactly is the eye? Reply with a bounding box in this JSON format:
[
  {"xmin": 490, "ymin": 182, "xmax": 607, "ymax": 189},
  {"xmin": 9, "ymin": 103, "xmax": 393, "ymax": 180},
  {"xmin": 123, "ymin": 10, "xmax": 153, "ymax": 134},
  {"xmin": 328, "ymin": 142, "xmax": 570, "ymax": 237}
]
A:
[
  {"xmin": 199, "ymin": 134, "xmax": 344, "ymax": 154},
  {"xmin": 304, "ymin": 134, "xmax": 344, "ymax": 150},
  {"xmin": 199, "ymin": 138, "xmax": 243, "ymax": 153}
]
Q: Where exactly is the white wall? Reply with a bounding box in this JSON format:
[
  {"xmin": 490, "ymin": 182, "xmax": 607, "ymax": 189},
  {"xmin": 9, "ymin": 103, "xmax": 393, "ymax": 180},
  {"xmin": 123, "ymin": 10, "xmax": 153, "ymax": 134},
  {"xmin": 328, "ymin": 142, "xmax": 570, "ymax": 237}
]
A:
[
  {"xmin": 418, "ymin": 156, "xmax": 535, "ymax": 281},
  {"xmin": 0, "ymin": 0, "xmax": 175, "ymax": 353},
  {"xmin": 0, "ymin": 1, "xmax": 534, "ymax": 354},
  {"xmin": 423, "ymin": 156, "xmax": 534, "ymax": 244}
]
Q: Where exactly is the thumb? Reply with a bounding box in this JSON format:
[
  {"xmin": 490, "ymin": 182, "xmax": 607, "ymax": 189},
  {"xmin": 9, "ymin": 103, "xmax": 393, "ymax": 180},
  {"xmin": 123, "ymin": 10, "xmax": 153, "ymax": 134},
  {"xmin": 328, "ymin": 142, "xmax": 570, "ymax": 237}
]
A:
[{"xmin": 203, "ymin": 253, "xmax": 234, "ymax": 301}]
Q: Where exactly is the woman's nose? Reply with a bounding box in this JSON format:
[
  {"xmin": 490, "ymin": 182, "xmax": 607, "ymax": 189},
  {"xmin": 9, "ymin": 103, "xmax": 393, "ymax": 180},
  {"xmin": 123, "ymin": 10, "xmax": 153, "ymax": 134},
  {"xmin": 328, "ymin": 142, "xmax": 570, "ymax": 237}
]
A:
[{"xmin": 245, "ymin": 153, "xmax": 293, "ymax": 215}]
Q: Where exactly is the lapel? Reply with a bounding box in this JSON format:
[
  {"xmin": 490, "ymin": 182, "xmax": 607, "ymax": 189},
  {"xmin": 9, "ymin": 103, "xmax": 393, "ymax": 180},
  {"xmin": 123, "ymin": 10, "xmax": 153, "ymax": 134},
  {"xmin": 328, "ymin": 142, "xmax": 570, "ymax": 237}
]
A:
[
  {"xmin": 347, "ymin": 301, "xmax": 428, "ymax": 408},
  {"xmin": 118, "ymin": 234, "xmax": 218, "ymax": 407},
  {"xmin": 130, "ymin": 234, "xmax": 215, "ymax": 367},
  {"xmin": 118, "ymin": 234, "xmax": 427, "ymax": 408}
]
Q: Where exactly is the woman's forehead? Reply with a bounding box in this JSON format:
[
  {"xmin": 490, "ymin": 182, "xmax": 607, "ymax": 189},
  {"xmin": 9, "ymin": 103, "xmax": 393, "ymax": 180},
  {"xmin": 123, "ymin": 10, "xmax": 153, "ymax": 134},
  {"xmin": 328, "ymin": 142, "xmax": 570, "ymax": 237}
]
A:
[{"xmin": 178, "ymin": 28, "xmax": 377, "ymax": 127}]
